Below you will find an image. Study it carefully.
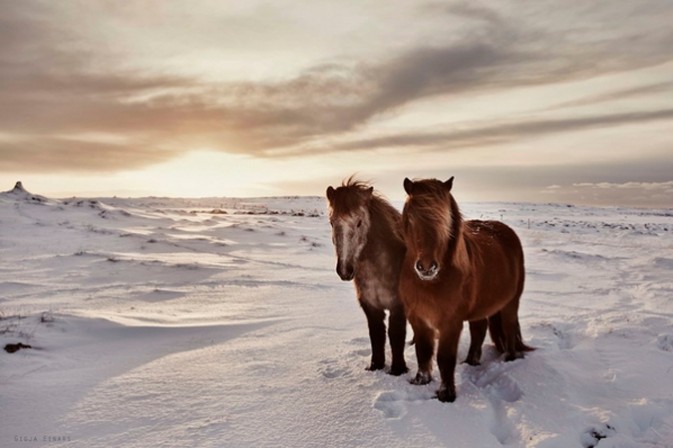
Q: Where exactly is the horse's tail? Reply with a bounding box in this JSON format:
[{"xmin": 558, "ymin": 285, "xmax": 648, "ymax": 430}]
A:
[{"xmin": 488, "ymin": 312, "xmax": 535, "ymax": 353}]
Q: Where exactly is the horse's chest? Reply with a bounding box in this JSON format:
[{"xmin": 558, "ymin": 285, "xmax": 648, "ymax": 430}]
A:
[
  {"xmin": 400, "ymin": 268, "xmax": 467, "ymax": 327},
  {"xmin": 355, "ymin": 262, "xmax": 398, "ymax": 310}
]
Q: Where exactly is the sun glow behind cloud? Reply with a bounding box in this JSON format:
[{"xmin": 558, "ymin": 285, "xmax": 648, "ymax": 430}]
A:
[{"xmin": 15, "ymin": 151, "xmax": 321, "ymax": 198}]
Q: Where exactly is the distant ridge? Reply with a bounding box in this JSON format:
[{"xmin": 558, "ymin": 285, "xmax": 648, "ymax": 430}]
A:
[
  {"xmin": 11, "ymin": 181, "xmax": 27, "ymax": 193},
  {"xmin": 2, "ymin": 181, "xmax": 49, "ymax": 203}
]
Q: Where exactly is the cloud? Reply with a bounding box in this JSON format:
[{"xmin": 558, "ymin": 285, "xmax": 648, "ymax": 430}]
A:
[
  {"xmin": 566, "ymin": 181, "xmax": 673, "ymax": 207},
  {"xmin": 548, "ymin": 81, "xmax": 673, "ymax": 110},
  {"xmin": 421, "ymin": 2, "xmax": 506, "ymax": 27},
  {"xmin": 1, "ymin": 0, "xmax": 673, "ymax": 172},
  {"xmin": 0, "ymin": 137, "xmax": 178, "ymax": 172},
  {"xmin": 356, "ymin": 157, "xmax": 673, "ymax": 206},
  {"xmin": 291, "ymin": 107, "xmax": 673, "ymax": 154},
  {"xmin": 573, "ymin": 181, "xmax": 673, "ymax": 191}
]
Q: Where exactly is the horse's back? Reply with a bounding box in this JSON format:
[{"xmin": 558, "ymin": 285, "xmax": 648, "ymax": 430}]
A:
[
  {"xmin": 464, "ymin": 220, "xmax": 525, "ymax": 302},
  {"xmin": 465, "ymin": 220, "xmax": 523, "ymax": 262}
]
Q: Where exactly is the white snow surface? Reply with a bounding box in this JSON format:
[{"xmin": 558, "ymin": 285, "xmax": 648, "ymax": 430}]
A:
[{"xmin": 1, "ymin": 185, "xmax": 673, "ymax": 447}]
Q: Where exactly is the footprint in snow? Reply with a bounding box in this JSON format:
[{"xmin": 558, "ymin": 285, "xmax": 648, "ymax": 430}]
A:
[
  {"xmin": 551, "ymin": 324, "xmax": 576, "ymax": 350},
  {"xmin": 347, "ymin": 337, "xmax": 372, "ymax": 357},
  {"xmin": 373, "ymin": 390, "xmax": 408, "ymax": 419},
  {"xmin": 373, "ymin": 389, "xmax": 434, "ymax": 419},
  {"xmin": 463, "ymin": 362, "xmax": 523, "ymax": 444},
  {"xmin": 349, "ymin": 337, "xmax": 369, "ymax": 344},
  {"xmin": 488, "ymin": 375, "xmax": 523, "ymax": 403},
  {"xmin": 580, "ymin": 423, "xmax": 616, "ymax": 448},
  {"xmin": 465, "ymin": 362, "xmax": 523, "ymax": 403},
  {"xmin": 318, "ymin": 358, "xmax": 351, "ymax": 379},
  {"xmin": 532, "ymin": 322, "xmax": 576, "ymax": 349},
  {"xmin": 656, "ymin": 334, "xmax": 673, "ymax": 352}
]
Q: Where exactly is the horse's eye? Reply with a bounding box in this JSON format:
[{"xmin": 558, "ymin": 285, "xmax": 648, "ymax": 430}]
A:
[{"xmin": 357, "ymin": 219, "xmax": 362, "ymax": 228}]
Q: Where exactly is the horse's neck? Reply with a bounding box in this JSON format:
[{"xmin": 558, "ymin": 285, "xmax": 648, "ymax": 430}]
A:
[
  {"xmin": 365, "ymin": 210, "xmax": 386, "ymax": 249},
  {"xmin": 364, "ymin": 202, "xmax": 399, "ymax": 256}
]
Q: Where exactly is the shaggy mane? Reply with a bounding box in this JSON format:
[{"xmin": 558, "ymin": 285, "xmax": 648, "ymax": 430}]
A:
[{"xmin": 329, "ymin": 176, "xmax": 375, "ymax": 215}]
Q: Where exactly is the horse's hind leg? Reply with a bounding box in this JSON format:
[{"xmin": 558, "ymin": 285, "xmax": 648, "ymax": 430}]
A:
[
  {"xmin": 500, "ymin": 300, "xmax": 533, "ymax": 361},
  {"xmin": 501, "ymin": 269, "xmax": 534, "ymax": 360},
  {"xmin": 464, "ymin": 319, "xmax": 487, "ymax": 366},
  {"xmin": 360, "ymin": 301, "xmax": 386, "ymax": 371},
  {"xmin": 488, "ymin": 312, "xmax": 506, "ymax": 353},
  {"xmin": 388, "ymin": 304, "xmax": 408, "ymax": 375}
]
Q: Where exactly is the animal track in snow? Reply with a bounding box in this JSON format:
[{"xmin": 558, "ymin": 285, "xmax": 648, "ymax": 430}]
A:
[
  {"xmin": 463, "ymin": 361, "xmax": 524, "ymax": 444},
  {"xmin": 551, "ymin": 324, "xmax": 576, "ymax": 349},
  {"xmin": 373, "ymin": 389, "xmax": 434, "ymax": 420},
  {"xmin": 534, "ymin": 321, "xmax": 577, "ymax": 349},
  {"xmin": 488, "ymin": 375, "xmax": 523, "ymax": 403},
  {"xmin": 656, "ymin": 334, "xmax": 673, "ymax": 352},
  {"xmin": 465, "ymin": 362, "xmax": 523, "ymax": 403},
  {"xmin": 317, "ymin": 358, "xmax": 351, "ymax": 379},
  {"xmin": 373, "ymin": 391, "xmax": 408, "ymax": 419},
  {"xmin": 580, "ymin": 423, "xmax": 616, "ymax": 448},
  {"xmin": 346, "ymin": 337, "xmax": 372, "ymax": 358}
]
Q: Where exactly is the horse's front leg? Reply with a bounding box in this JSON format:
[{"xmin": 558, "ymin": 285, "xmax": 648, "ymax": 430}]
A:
[
  {"xmin": 388, "ymin": 304, "xmax": 408, "ymax": 376},
  {"xmin": 436, "ymin": 322, "xmax": 463, "ymax": 403},
  {"xmin": 408, "ymin": 315, "xmax": 435, "ymax": 385},
  {"xmin": 360, "ymin": 300, "xmax": 386, "ymax": 371}
]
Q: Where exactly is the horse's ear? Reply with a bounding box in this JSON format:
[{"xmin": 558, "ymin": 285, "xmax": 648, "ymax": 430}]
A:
[
  {"xmin": 365, "ymin": 186, "xmax": 374, "ymax": 201},
  {"xmin": 326, "ymin": 186, "xmax": 335, "ymax": 202},
  {"xmin": 444, "ymin": 176, "xmax": 455, "ymax": 191},
  {"xmin": 403, "ymin": 177, "xmax": 414, "ymax": 195}
]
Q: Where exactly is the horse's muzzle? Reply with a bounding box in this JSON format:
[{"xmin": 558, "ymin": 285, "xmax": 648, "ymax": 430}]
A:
[
  {"xmin": 414, "ymin": 260, "xmax": 439, "ymax": 281},
  {"xmin": 336, "ymin": 260, "xmax": 355, "ymax": 281}
]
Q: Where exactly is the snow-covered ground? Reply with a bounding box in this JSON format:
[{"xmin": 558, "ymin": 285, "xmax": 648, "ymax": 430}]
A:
[{"xmin": 1, "ymin": 183, "xmax": 672, "ymax": 447}]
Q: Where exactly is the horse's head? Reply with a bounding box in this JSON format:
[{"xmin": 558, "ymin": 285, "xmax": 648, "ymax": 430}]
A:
[
  {"xmin": 402, "ymin": 176, "xmax": 456, "ymax": 282},
  {"xmin": 326, "ymin": 179, "xmax": 374, "ymax": 281}
]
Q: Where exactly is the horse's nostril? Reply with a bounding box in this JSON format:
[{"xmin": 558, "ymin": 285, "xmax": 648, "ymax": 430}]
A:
[
  {"xmin": 429, "ymin": 261, "xmax": 438, "ymax": 271},
  {"xmin": 415, "ymin": 261, "xmax": 424, "ymax": 272}
]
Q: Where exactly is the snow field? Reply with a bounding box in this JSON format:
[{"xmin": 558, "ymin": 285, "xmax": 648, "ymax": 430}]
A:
[{"xmin": 1, "ymin": 186, "xmax": 672, "ymax": 447}]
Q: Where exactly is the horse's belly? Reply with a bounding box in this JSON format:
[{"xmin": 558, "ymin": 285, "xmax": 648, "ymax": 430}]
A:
[{"xmin": 466, "ymin": 277, "xmax": 521, "ymax": 320}]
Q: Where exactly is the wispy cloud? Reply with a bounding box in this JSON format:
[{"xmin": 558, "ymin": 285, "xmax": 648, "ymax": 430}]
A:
[
  {"xmin": 0, "ymin": 137, "xmax": 177, "ymax": 172},
  {"xmin": 292, "ymin": 108, "xmax": 673, "ymax": 154},
  {"xmin": 573, "ymin": 181, "xmax": 673, "ymax": 192},
  {"xmin": 548, "ymin": 81, "xmax": 673, "ymax": 110}
]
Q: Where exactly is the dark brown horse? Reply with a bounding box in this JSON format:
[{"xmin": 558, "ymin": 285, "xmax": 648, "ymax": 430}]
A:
[
  {"xmin": 326, "ymin": 178, "xmax": 408, "ymax": 375},
  {"xmin": 399, "ymin": 176, "xmax": 533, "ymax": 402}
]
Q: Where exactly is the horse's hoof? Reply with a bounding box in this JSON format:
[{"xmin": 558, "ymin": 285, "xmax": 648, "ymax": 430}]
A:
[
  {"xmin": 388, "ymin": 364, "xmax": 409, "ymax": 376},
  {"xmin": 366, "ymin": 363, "xmax": 385, "ymax": 371},
  {"xmin": 462, "ymin": 357, "xmax": 481, "ymax": 366},
  {"xmin": 410, "ymin": 371, "xmax": 432, "ymax": 385},
  {"xmin": 504, "ymin": 352, "xmax": 524, "ymax": 362},
  {"xmin": 436, "ymin": 387, "xmax": 456, "ymax": 403}
]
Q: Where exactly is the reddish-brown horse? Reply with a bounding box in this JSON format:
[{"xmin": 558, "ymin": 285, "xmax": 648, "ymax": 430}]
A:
[
  {"xmin": 327, "ymin": 178, "xmax": 408, "ymax": 375},
  {"xmin": 399, "ymin": 176, "xmax": 533, "ymax": 402}
]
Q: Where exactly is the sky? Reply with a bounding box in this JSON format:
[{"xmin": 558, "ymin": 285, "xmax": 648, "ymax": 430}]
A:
[{"xmin": 1, "ymin": 0, "xmax": 672, "ymax": 207}]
